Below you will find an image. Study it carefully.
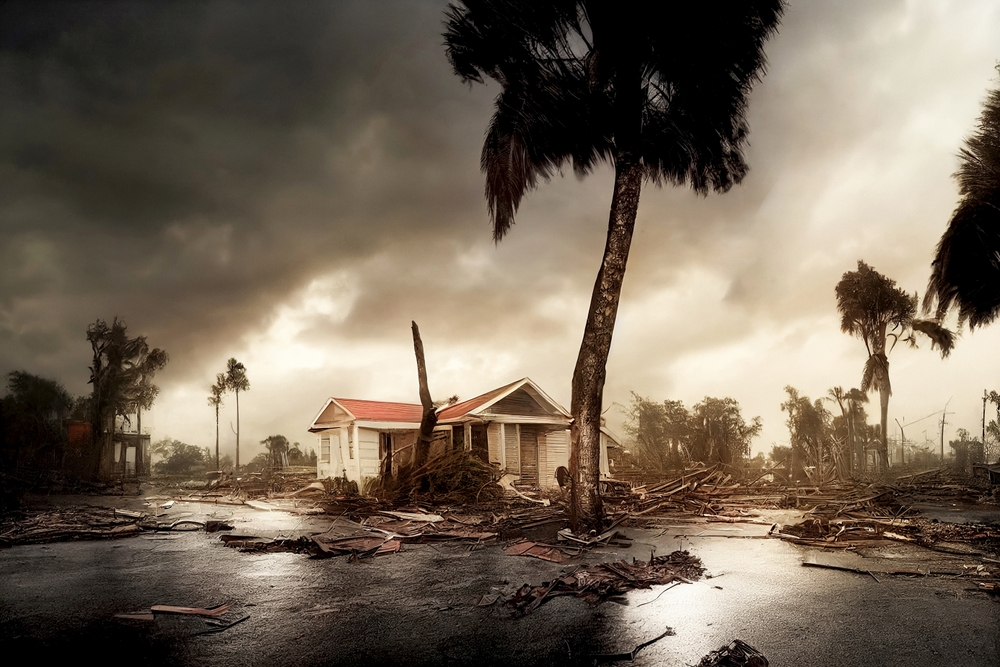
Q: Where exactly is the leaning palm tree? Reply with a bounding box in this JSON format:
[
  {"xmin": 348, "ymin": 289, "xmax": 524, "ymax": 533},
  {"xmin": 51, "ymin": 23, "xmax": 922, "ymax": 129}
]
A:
[
  {"xmin": 925, "ymin": 80, "xmax": 1000, "ymax": 327},
  {"xmin": 836, "ymin": 261, "xmax": 954, "ymax": 472},
  {"xmin": 224, "ymin": 358, "xmax": 249, "ymax": 470},
  {"xmin": 444, "ymin": 0, "xmax": 783, "ymax": 529}
]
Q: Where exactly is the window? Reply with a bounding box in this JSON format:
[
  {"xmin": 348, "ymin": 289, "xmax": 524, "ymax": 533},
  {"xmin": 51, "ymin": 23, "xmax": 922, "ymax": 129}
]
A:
[{"xmin": 320, "ymin": 437, "xmax": 330, "ymax": 463}]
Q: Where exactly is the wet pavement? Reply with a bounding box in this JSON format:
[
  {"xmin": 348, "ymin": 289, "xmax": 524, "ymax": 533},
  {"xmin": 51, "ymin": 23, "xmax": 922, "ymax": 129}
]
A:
[{"xmin": 1, "ymin": 495, "xmax": 998, "ymax": 666}]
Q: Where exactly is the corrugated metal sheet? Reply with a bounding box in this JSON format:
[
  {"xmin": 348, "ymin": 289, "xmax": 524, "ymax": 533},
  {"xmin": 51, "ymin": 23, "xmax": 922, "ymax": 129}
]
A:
[
  {"xmin": 335, "ymin": 398, "xmax": 424, "ymax": 423},
  {"xmin": 436, "ymin": 379, "xmax": 522, "ymax": 421}
]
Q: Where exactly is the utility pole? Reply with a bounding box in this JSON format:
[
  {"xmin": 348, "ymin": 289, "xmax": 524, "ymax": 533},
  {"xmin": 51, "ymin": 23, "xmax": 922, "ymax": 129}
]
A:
[
  {"xmin": 983, "ymin": 390, "xmax": 988, "ymax": 446},
  {"xmin": 895, "ymin": 417, "xmax": 905, "ymax": 466},
  {"xmin": 940, "ymin": 398, "xmax": 953, "ymax": 464}
]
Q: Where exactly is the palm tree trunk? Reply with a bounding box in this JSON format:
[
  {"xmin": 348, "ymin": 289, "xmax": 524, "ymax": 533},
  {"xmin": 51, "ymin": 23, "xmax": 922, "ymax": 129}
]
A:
[
  {"xmin": 135, "ymin": 407, "xmax": 142, "ymax": 477},
  {"xmin": 570, "ymin": 158, "xmax": 643, "ymax": 531},
  {"xmin": 215, "ymin": 405, "xmax": 220, "ymax": 471},
  {"xmin": 879, "ymin": 387, "xmax": 889, "ymax": 472},
  {"xmin": 235, "ymin": 389, "xmax": 240, "ymax": 471}
]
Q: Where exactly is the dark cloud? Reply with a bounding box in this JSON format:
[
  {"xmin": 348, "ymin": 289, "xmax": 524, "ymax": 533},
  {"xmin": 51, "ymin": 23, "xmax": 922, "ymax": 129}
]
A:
[
  {"xmin": 0, "ymin": 0, "xmax": 494, "ymax": 386},
  {"xmin": 2, "ymin": 1, "xmax": 1000, "ymax": 456}
]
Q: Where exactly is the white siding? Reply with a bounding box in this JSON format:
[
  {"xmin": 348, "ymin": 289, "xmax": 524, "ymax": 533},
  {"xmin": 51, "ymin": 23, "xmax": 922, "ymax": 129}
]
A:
[
  {"xmin": 542, "ymin": 429, "xmax": 569, "ymax": 489},
  {"xmin": 504, "ymin": 424, "xmax": 520, "ymax": 473},
  {"xmin": 358, "ymin": 428, "xmax": 379, "ymax": 478}
]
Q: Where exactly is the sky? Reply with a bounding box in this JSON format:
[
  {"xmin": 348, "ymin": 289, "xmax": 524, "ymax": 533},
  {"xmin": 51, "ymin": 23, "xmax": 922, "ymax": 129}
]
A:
[{"xmin": 2, "ymin": 0, "xmax": 1000, "ymax": 464}]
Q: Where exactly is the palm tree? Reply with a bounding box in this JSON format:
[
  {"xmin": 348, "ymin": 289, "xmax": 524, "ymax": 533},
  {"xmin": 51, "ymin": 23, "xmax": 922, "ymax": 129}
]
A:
[
  {"xmin": 208, "ymin": 373, "xmax": 226, "ymax": 471},
  {"xmin": 444, "ymin": 0, "xmax": 783, "ymax": 529},
  {"xmin": 224, "ymin": 358, "xmax": 249, "ymax": 470},
  {"xmin": 925, "ymin": 79, "xmax": 1000, "ymax": 327},
  {"xmin": 836, "ymin": 261, "xmax": 954, "ymax": 471},
  {"xmin": 845, "ymin": 388, "xmax": 869, "ymax": 472}
]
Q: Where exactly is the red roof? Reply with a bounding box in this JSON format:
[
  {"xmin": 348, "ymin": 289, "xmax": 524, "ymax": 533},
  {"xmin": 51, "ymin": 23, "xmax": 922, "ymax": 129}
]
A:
[
  {"xmin": 333, "ymin": 398, "xmax": 424, "ymax": 423},
  {"xmin": 435, "ymin": 378, "xmax": 523, "ymax": 421}
]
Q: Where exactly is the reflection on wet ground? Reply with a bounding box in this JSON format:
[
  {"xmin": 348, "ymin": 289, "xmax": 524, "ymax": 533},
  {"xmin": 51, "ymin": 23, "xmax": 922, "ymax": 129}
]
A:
[{"xmin": 1, "ymin": 497, "xmax": 998, "ymax": 666}]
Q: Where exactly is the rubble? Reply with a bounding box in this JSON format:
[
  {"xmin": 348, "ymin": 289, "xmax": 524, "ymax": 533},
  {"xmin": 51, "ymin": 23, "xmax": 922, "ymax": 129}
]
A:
[
  {"xmin": 504, "ymin": 550, "xmax": 704, "ymax": 614},
  {"xmin": 697, "ymin": 639, "xmax": 769, "ymax": 667},
  {"xmin": 0, "ymin": 505, "xmax": 235, "ymax": 547}
]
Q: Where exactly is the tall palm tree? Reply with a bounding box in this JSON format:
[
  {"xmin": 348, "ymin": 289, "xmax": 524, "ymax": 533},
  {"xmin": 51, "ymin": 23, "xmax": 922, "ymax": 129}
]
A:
[
  {"xmin": 224, "ymin": 358, "xmax": 249, "ymax": 470},
  {"xmin": 925, "ymin": 81, "xmax": 1000, "ymax": 327},
  {"xmin": 444, "ymin": 0, "xmax": 783, "ymax": 529},
  {"xmin": 836, "ymin": 261, "xmax": 954, "ymax": 472},
  {"xmin": 208, "ymin": 373, "xmax": 226, "ymax": 471}
]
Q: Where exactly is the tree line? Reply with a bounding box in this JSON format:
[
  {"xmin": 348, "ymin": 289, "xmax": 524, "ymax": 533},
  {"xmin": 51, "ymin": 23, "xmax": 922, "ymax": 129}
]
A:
[
  {"xmin": 0, "ymin": 317, "xmax": 261, "ymax": 489},
  {"xmin": 151, "ymin": 434, "xmax": 315, "ymax": 476},
  {"xmin": 621, "ymin": 394, "xmax": 761, "ymax": 473},
  {"xmin": 0, "ymin": 318, "xmax": 169, "ymax": 484}
]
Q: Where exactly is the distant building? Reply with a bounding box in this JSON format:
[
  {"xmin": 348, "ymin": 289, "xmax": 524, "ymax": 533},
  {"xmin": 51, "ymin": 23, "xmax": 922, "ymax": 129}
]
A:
[{"xmin": 308, "ymin": 377, "xmax": 619, "ymax": 492}]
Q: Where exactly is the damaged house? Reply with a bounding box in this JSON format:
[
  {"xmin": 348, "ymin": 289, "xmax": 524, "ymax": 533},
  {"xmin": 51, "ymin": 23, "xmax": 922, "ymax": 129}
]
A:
[{"xmin": 308, "ymin": 378, "xmax": 620, "ymax": 492}]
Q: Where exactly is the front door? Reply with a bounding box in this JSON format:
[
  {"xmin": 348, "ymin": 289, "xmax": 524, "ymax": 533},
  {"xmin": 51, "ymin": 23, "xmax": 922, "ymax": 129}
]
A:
[
  {"xmin": 380, "ymin": 432, "xmax": 392, "ymax": 476},
  {"xmin": 519, "ymin": 426, "xmax": 538, "ymax": 484}
]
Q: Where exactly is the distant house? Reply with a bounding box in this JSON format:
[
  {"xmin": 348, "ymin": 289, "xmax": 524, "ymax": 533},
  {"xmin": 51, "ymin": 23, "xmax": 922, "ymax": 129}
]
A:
[
  {"xmin": 308, "ymin": 398, "xmax": 451, "ymax": 483},
  {"xmin": 308, "ymin": 377, "xmax": 619, "ymax": 492}
]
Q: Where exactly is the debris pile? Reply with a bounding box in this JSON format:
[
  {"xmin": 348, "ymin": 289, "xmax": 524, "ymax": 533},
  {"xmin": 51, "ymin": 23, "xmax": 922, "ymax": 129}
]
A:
[
  {"xmin": 0, "ymin": 504, "xmax": 237, "ymax": 547},
  {"xmin": 697, "ymin": 639, "xmax": 769, "ymax": 667},
  {"xmin": 0, "ymin": 506, "xmax": 142, "ymax": 546},
  {"xmin": 776, "ymin": 514, "xmax": 1000, "ymax": 557},
  {"xmin": 504, "ymin": 550, "xmax": 704, "ymax": 614},
  {"xmin": 366, "ymin": 450, "xmax": 504, "ymax": 504}
]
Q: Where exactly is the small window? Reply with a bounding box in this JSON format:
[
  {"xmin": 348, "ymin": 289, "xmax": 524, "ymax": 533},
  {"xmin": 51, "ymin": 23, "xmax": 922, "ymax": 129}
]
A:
[{"xmin": 320, "ymin": 437, "xmax": 330, "ymax": 463}]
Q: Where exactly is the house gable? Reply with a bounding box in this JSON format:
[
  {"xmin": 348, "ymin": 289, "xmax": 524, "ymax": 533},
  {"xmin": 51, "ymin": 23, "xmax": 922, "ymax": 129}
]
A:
[
  {"xmin": 316, "ymin": 400, "xmax": 353, "ymax": 425},
  {"xmin": 437, "ymin": 378, "xmax": 570, "ymax": 424},
  {"xmin": 481, "ymin": 387, "xmax": 555, "ymax": 417}
]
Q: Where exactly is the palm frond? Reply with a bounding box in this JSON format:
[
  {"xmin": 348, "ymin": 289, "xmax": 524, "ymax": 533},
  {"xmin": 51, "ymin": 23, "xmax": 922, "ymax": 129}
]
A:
[
  {"xmin": 910, "ymin": 318, "xmax": 956, "ymax": 358},
  {"xmin": 861, "ymin": 353, "xmax": 890, "ymax": 397},
  {"xmin": 444, "ymin": 0, "xmax": 784, "ymax": 238},
  {"xmin": 925, "ymin": 86, "xmax": 1000, "ymax": 328}
]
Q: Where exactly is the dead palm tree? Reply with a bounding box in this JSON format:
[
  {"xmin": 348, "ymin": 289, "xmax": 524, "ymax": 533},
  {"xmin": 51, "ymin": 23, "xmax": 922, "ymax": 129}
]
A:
[
  {"xmin": 925, "ymin": 80, "xmax": 1000, "ymax": 327},
  {"xmin": 836, "ymin": 261, "xmax": 954, "ymax": 472},
  {"xmin": 444, "ymin": 0, "xmax": 783, "ymax": 529}
]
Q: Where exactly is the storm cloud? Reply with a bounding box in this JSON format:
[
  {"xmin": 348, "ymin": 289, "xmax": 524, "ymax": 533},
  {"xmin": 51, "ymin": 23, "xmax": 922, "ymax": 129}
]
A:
[{"xmin": 2, "ymin": 0, "xmax": 1000, "ymax": 459}]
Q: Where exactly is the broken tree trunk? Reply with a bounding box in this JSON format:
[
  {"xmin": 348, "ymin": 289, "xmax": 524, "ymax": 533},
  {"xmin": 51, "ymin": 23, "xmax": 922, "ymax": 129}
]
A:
[{"xmin": 412, "ymin": 321, "xmax": 437, "ymax": 470}]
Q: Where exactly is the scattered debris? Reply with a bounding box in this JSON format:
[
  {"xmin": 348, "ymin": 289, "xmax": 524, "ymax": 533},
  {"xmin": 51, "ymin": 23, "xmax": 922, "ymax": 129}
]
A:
[
  {"xmin": 506, "ymin": 550, "xmax": 704, "ymax": 614},
  {"xmin": 697, "ymin": 639, "xmax": 768, "ymax": 667},
  {"xmin": 191, "ymin": 614, "xmax": 250, "ymax": 636},
  {"xmin": 1, "ymin": 506, "xmax": 144, "ymax": 546},
  {"xmin": 504, "ymin": 539, "xmax": 564, "ymax": 563},
  {"xmin": 150, "ymin": 603, "xmax": 231, "ymax": 617},
  {"xmin": 588, "ymin": 626, "xmax": 675, "ymax": 662}
]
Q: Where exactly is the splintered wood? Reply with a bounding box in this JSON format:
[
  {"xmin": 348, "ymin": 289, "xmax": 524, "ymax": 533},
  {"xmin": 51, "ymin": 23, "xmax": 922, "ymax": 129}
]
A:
[
  {"xmin": 697, "ymin": 639, "xmax": 769, "ymax": 667},
  {"xmin": 0, "ymin": 506, "xmax": 142, "ymax": 546},
  {"xmin": 505, "ymin": 550, "xmax": 704, "ymax": 614}
]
